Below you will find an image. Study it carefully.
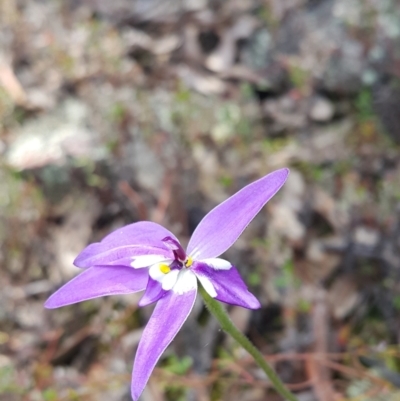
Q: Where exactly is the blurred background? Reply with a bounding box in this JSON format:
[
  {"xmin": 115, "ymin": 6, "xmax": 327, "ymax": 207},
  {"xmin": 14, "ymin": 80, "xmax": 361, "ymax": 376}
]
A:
[{"xmin": 1, "ymin": 0, "xmax": 400, "ymax": 400}]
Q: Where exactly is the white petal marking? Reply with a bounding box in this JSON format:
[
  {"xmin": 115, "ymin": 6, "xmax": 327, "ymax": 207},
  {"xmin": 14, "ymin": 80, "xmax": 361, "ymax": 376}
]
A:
[
  {"xmin": 131, "ymin": 255, "xmax": 171, "ymax": 269},
  {"xmin": 196, "ymin": 274, "xmax": 217, "ymax": 297},
  {"xmin": 162, "ymin": 269, "xmax": 180, "ymax": 290},
  {"xmin": 200, "ymin": 258, "xmax": 231, "ymax": 270},
  {"xmin": 149, "ymin": 263, "xmax": 166, "ymax": 281},
  {"xmin": 190, "ymin": 249, "xmax": 201, "ymax": 260},
  {"xmin": 172, "ymin": 270, "xmax": 197, "ymax": 295}
]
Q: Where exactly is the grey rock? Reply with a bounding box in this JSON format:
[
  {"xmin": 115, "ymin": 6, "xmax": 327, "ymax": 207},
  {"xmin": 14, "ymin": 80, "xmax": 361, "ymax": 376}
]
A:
[
  {"xmin": 241, "ymin": 28, "xmax": 273, "ymax": 71},
  {"xmin": 86, "ymin": 0, "xmax": 186, "ymax": 23},
  {"xmin": 6, "ymin": 99, "xmax": 104, "ymax": 171},
  {"xmin": 309, "ymin": 96, "xmax": 335, "ymax": 122},
  {"xmin": 321, "ymin": 39, "xmax": 365, "ymax": 96},
  {"xmin": 372, "ymin": 79, "xmax": 400, "ymax": 144}
]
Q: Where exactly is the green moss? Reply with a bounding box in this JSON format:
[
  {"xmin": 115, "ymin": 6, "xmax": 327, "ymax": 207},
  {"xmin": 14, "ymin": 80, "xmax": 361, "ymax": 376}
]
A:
[
  {"xmin": 262, "ymin": 137, "xmax": 291, "ymax": 153},
  {"xmin": 355, "ymin": 88, "xmax": 375, "ymax": 122},
  {"xmin": 237, "ymin": 117, "xmax": 252, "ymax": 138},
  {"xmin": 0, "ymin": 87, "xmax": 15, "ymax": 128},
  {"xmin": 161, "ymin": 356, "xmax": 193, "ymax": 401},
  {"xmin": 175, "ymin": 85, "xmax": 191, "ymax": 103},
  {"xmin": 256, "ymin": 4, "xmax": 279, "ymax": 29},
  {"xmin": 352, "ymin": 308, "xmax": 392, "ymax": 345},
  {"xmin": 288, "ymin": 65, "xmax": 309, "ymax": 90},
  {"xmin": 219, "ymin": 174, "xmax": 233, "ymax": 189},
  {"xmin": 0, "ymin": 366, "xmax": 24, "ymax": 395},
  {"xmin": 248, "ymin": 271, "xmax": 261, "ymax": 286},
  {"xmin": 163, "ymin": 355, "xmax": 193, "ymax": 376},
  {"xmin": 239, "ymin": 82, "xmax": 254, "ymax": 100},
  {"xmin": 290, "ymin": 161, "xmax": 326, "ymax": 183},
  {"xmin": 393, "ymin": 296, "xmax": 400, "ymax": 311},
  {"xmin": 273, "ymin": 259, "xmax": 301, "ymax": 290},
  {"xmin": 43, "ymin": 388, "xmax": 59, "ymax": 401},
  {"xmin": 108, "ymin": 102, "xmax": 127, "ymax": 123},
  {"xmin": 297, "ymin": 299, "xmax": 312, "ymax": 313}
]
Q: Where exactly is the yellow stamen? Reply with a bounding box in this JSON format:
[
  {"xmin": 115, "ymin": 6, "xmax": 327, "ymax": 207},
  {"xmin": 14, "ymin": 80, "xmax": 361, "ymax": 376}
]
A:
[
  {"xmin": 159, "ymin": 264, "xmax": 171, "ymax": 274},
  {"xmin": 185, "ymin": 256, "xmax": 193, "ymax": 268}
]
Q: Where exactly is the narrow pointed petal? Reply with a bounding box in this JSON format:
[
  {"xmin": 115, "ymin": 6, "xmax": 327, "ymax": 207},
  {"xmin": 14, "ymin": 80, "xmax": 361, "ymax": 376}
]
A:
[
  {"xmin": 131, "ymin": 274, "xmax": 197, "ymax": 400},
  {"xmin": 187, "ymin": 168, "xmax": 289, "ymax": 259},
  {"xmin": 45, "ymin": 266, "xmax": 148, "ymax": 309},
  {"xmin": 74, "ymin": 222, "xmax": 176, "ymax": 268},
  {"xmin": 192, "ymin": 262, "xmax": 260, "ymax": 309},
  {"xmin": 138, "ymin": 278, "xmax": 166, "ymax": 307}
]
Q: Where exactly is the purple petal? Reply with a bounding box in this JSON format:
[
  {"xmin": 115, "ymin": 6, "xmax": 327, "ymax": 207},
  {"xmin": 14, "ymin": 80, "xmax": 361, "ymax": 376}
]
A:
[
  {"xmin": 74, "ymin": 222, "xmax": 176, "ymax": 268},
  {"xmin": 44, "ymin": 266, "xmax": 148, "ymax": 309},
  {"xmin": 187, "ymin": 168, "xmax": 289, "ymax": 259},
  {"xmin": 162, "ymin": 236, "xmax": 186, "ymax": 261},
  {"xmin": 131, "ymin": 282, "xmax": 197, "ymax": 400},
  {"xmin": 192, "ymin": 262, "xmax": 260, "ymax": 309},
  {"xmin": 138, "ymin": 278, "xmax": 167, "ymax": 307}
]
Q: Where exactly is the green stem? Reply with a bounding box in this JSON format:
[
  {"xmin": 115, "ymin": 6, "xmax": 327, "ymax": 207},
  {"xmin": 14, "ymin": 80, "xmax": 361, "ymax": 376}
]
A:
[{"xmin": 199, "ymin": 285, "xmax": 298, "ymax": 401}]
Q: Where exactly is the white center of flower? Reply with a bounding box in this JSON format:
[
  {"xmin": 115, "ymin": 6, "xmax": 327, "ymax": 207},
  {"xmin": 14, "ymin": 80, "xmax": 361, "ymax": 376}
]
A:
[
  {"xmin": 173, "ymin": 269, "xmax": 197, "ymax": 294},
  {"xmin": 149, "ymin": 262, "xmax": 179, "ymax": 290}
]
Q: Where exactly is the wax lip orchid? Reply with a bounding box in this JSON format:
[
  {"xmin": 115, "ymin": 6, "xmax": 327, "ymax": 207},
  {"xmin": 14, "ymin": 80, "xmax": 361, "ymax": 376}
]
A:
[{"xmin": 45, "ymin": 168, "xmax": 289, "ymax": 400}]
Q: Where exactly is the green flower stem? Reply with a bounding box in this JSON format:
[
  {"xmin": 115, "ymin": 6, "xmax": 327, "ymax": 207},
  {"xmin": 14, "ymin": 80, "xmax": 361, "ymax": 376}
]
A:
[{"xmin": 199, "ymin": 285, "xmax": 298, "ymax": 401}]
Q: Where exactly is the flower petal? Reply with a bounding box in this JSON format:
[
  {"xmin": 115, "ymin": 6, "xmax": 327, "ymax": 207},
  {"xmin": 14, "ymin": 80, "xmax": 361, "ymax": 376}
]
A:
[
  {"xmin": 44, "ymin": 266, "xmax": 148, "ymax": 309},
  {"xmin": 187, "ymin": 168, "xmax": 289, "ymax": 259},
  {"xmin": 149, "ymin": 263, "xmax": 167, "ymax": 281},
  {"xmin": 74, "ymin": 222, "xmax": 176, "ymax": 268},
  {"xmin": 200, "ymin": 258, "xmax": 231, "ymax": 270},
  {"xmin": 195, "ymin": 274, "xmax": 217, "ymax": 297},
  {"xmin": 161, "ymin": 269, "xmax": 180, "ymax": 290},
  {"xmin": 192, "ymin": 262, "xmax": 260, "ymax": 309},
  {"xmin": 172, "ymin": 269, "xmax": 198, "ymax": 294},
  {"xmin": 131, "ymin": 276, "xmax": 197, "ymax": 400},
  {"xmin": 162, "ymin": 236, "xmax": 186, "ymax": 261},
  {"xmin": 132, "ymin": 255, "xmax": 171, "ymax": 269},
  {"xmin": 138, "ymin": 278, "xmax": 166, "ymax": 307}
]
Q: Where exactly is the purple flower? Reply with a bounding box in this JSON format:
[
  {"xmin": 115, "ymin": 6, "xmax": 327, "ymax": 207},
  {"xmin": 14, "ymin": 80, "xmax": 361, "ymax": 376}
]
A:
[{"xmin": 45, "ymin": 168, "xmax": 289, "ymax": 400}]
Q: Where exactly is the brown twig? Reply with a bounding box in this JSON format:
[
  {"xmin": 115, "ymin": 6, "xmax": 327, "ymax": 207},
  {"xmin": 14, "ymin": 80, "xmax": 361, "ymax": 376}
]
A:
[
  {"xmin": 118, "ymin": 180, "xmax": 148, "ymax": 220},
  {"xmin": 152, "ymin": 171, "xmax": 173, "ymax": 224},
  {"xmin": 308, "ymin": 288, "xmax": 341, "ymax": 401}
]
